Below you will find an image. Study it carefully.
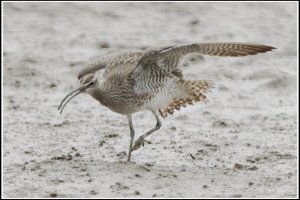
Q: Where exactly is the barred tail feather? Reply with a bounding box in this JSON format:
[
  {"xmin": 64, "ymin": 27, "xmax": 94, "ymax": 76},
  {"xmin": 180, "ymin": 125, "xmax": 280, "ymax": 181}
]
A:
[{"xmin": 159, "ymin": 80, "xmax": 213, "ymax": 118}]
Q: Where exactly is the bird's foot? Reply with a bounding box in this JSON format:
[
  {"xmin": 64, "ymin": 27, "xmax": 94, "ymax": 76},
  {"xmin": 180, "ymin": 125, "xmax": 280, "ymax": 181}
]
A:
[
  {"xmin": 127, "ymin": 154, "xmax": 131, "ymax": 162},
  {"xmin": 131, "ymin": 136, "xmax": 145, "ymax": 151},
  {"xmin": 127, "ymin": 149, "xmax": 132, "ymax": 162}
]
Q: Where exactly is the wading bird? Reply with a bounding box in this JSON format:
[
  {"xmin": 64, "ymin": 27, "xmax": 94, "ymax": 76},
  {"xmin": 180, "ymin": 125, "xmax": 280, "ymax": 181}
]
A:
[{"xmin": 58, "ymin": 42, "xmax": 275, "ymax": 161}]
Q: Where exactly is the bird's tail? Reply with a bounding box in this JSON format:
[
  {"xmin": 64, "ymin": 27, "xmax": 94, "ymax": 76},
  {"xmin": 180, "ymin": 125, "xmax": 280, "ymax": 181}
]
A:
[{"xmin": 159, "ymin": 79, "xmax": 213, "ymax": 118}]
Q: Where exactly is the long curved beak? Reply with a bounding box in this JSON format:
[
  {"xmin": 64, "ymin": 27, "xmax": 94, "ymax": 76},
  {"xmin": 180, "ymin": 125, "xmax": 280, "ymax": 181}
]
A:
[{"xmin": 58, "ymin": 85, "xmax": 90, "ymax": 114}]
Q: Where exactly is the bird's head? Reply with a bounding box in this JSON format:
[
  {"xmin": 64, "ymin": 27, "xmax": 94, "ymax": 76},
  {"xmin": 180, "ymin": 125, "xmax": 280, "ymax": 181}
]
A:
[
  {"xmin": 79, "ymin": 74, "xmax": 98, "ymax": 94},
  {"xmin": 58, "ymin": 73, "xmax": 98, "ymax": 114}
]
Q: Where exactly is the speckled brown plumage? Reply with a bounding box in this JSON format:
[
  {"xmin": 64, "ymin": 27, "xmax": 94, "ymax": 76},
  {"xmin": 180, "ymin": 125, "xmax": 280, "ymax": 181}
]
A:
[
  {"xmin": 59, "ymin": 42, "xmax": 275, "ymax": 161},
  {"xmin": 159, "ymin": 80, "xmax": 213, "ymax": 118}
]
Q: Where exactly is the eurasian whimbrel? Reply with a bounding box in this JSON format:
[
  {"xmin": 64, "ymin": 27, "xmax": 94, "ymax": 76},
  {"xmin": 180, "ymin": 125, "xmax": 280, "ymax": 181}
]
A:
[{"xmin": 58, "ymin": 42, "xmax": 275, "ymax": 161}]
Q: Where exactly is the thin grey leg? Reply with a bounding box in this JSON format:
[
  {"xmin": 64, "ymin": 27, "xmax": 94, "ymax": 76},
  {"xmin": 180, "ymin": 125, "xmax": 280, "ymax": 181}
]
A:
[
  {"xmin": 127, "ymin": 114, "xmax": 135, "ymax": 162},
  {"xmin": 131, "ymin": 111, "xmax": 162, "ymax": 151}
]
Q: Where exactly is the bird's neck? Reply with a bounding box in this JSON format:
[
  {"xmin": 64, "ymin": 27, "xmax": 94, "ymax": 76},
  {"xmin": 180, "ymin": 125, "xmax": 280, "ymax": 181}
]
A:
[{"xmin": 90, "ymin": 86, "xmax": 112, "ymax": 108}]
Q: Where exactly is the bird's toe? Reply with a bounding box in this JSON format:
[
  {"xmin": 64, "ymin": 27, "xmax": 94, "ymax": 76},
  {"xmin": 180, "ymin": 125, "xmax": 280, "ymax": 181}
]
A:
[{"xmin": 132, "ymin": 137, "xmax": 145, "ymax": 150}]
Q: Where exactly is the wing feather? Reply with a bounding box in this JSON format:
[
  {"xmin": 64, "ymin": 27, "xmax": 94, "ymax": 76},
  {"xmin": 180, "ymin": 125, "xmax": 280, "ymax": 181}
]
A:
[
  {"xmin": 78, "ymin": 50, "xmax": 143, "ymax": 79},
  {"xmin": 132, "ymin": 42, "xmax": 275, "ymax": 78}
]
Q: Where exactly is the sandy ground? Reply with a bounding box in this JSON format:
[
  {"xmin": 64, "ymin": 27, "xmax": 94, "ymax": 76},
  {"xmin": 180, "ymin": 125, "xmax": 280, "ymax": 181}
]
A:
[{"xmin": 2, "ymin": 2, "xmax": 298, "ymax": 198}]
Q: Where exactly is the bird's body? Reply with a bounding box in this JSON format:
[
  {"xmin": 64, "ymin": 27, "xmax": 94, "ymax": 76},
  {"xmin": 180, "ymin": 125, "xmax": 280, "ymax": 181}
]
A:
[
  {"xmin": 59, "ymin": 42, "xmax": 275, "ymax": 161},
  {"xmin": 79, "ymin": 48, "xmax": 212, "ymax": 117}
]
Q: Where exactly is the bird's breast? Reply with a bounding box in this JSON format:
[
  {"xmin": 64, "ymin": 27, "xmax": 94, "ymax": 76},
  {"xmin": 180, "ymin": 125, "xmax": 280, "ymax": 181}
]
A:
[{"xmin": 138, "ymin": 78, "xmax": 179, "ymax": 111}]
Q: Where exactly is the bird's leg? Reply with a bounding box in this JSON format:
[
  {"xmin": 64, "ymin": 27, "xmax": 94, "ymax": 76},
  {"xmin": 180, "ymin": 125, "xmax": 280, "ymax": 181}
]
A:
[
  {"xmin": 131, "ymin": 111, "xmax": 162, "ymax": 151},
  {"xmin": 127, "ymin": 115, "xmax": 135, "ymax": 162}
]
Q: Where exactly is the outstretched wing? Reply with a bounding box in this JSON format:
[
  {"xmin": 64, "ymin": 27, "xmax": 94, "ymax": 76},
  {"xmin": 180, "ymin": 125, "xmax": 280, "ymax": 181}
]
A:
[
  {"xmin": 78, "ymin": 49, "xmax": 143, "ymax": 79},
  {"xmin": 132, "ymin": 42, "xmax": 275, "ymax": 78},
  {"xmin": 131, "ymin": 42, "xmax": 275, "ymax": 95}
]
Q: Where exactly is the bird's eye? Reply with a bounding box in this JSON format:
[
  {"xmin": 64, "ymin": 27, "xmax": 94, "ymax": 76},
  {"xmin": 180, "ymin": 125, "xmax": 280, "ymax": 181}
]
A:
[{"xmin": 90, "ymin": 81, "xmax": 96, "ymax": 86}]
